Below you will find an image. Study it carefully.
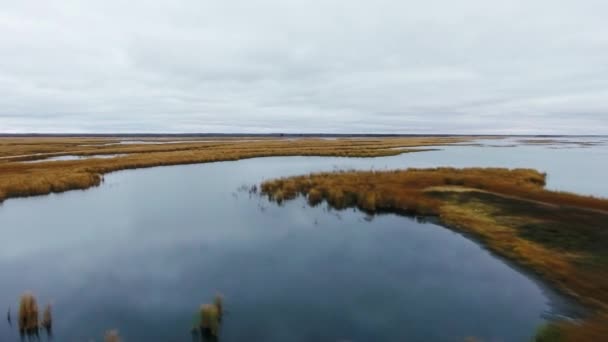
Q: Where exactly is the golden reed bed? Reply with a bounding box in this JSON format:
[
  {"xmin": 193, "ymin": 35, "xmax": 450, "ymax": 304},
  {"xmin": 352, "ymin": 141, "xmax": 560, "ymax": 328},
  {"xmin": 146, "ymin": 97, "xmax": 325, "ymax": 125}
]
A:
[
  {"xmin": 0, "ymin": 136, "xmax": 472, "ymax": 203},
  {"xmin": 261, "ymin": 168, "xmax": 608, "ymax": 341}
]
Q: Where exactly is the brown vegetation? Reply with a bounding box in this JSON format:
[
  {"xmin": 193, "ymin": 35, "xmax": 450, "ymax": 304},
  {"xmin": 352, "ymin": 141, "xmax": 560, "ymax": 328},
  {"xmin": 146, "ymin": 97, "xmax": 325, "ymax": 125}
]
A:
[
  {"xmin": 191, "ymin": 294, "xmax": 225, "ymax": 338},
  {"xmin": 41, "ymin": 304, "xmax": 52, "ymax": 333},
  {"xmin": 18, "ymin": 292, "xmax": 39, "ymax": 337},
  {"xmin": 14, "ymin": 293, "xmax": 54, "ymax": 339},
  {"xmin": 200, "ymin": 304, "xmax": 220, "ymax": 337},
  {"xmin": 197, "ymin": 294, "xmax": 224, "ymax": 338},
  {"xmin": 0, "ymin": 136, "xmax": 473, "ymax": 203},
  {"xmin": 260, "ymin": 168, "xmax": 608, "ymax": 341}
]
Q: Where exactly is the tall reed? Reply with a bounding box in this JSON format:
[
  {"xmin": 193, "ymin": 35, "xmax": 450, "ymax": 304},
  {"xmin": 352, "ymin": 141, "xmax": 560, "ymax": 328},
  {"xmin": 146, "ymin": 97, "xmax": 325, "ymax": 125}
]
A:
[
  {"xmin": 18, "ymin": 292, "xmax": 39, "ymax": 338},
  {"xmin": 200, "ymin": 304, "xmax": 220, "ymax": 337}
]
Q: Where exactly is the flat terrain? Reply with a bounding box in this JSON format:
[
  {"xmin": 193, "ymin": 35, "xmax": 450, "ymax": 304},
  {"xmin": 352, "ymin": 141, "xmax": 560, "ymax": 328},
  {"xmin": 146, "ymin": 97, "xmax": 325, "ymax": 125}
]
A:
[
  {"xmin": 0, "ymin": 136, "xmax": 472, "ymax": 203},
  {"xmin": 2, "ymin": 136, "xmax": 607, "ymax": 340},
  {"xmin": 261, "ymin": 168, "xmax": 608, "ymax": 341}
]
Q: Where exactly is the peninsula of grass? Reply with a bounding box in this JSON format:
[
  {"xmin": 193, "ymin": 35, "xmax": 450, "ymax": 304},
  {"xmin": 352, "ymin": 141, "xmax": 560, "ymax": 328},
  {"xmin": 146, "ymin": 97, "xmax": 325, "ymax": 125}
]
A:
[
  {"xmin": 260, "ymin": 168, "xmax": 608, "ymax": 341},
  {"xmin": 0, "ymin": 136, "xmax": 472, "ymax": 203}
]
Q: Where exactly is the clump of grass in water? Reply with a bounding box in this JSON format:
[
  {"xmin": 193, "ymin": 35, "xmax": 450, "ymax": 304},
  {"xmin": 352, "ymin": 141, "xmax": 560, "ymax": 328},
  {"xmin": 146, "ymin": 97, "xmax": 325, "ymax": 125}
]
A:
[
  {"xmin": 41, "ymin": 304, "xmax": 53, "ymax": 337},
  {"xmin": 18, "ymin": 292, "xmax": 39, "ymax": 339},
  {"xmin": 194, "ymin": 294, "xmax": 225, "ymax": 339},
  {"xmin": 200, "ymin": 304, "xmax": 220, "ymax": 337}
]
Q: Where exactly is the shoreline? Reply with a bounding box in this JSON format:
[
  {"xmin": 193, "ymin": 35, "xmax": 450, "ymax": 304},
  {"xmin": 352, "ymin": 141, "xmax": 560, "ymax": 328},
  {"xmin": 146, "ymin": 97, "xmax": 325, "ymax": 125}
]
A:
[
  {"xmin": 0, "ymin": 136, "xmax": 473, "ymax": 203},
  {"xmin": 260, "ymin": 168, "xmax": 608, "ymax": 340}
]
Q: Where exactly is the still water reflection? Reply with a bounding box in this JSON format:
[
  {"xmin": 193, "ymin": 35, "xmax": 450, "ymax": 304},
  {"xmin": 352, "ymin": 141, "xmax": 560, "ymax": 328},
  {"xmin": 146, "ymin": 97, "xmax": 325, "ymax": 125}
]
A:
[{"xmin": 1, "ymin": 138, "xmax": 604, "ymax": 341}]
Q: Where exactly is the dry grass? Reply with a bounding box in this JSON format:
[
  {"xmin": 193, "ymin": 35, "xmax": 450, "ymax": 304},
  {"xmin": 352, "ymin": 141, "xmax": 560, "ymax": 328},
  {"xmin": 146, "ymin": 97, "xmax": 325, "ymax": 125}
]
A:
[
  {"xmin": 18, "ymin": 292, "xmax": 39, "ymax": 335},
  {"xmin": 195, "ymin": 294, "xmax": 225, "ymax": 338},
  {"xmin": 41, "ymin": 303, "xmax": 52, "ymax": 334},
  {"xmin": 0, "ymin": 136, "xmax": 473, "ymax": 203},
  {"xmin": 200, "ymin": 304, "xmax": 221, "ymax": 337},
  {"xmin": 260, "ymin": 168, "xmax": 608, "ymax": 341},
  {"xmin": 41, "ymin": 303, "xmax": 51, "ymax": 323},
  {"xmin": 559, "ymin": 312, "xmax": 608, "ymax": 341}
]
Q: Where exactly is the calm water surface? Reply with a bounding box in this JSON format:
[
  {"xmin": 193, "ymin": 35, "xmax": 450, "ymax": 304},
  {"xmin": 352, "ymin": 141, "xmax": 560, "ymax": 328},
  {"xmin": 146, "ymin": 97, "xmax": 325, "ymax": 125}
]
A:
[
  {"xmin": 0, "ymin": 138, "xmax": 605, "ymax": 341},
  {"xmin": 22, "ymin": 154, "xmax": 127, "ymax": 163}
]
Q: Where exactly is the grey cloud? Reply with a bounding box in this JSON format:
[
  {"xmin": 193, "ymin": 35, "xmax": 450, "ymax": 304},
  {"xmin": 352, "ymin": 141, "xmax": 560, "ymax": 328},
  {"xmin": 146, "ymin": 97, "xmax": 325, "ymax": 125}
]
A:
[{"xmin": 0, "ymin": 0, "xmax": 607, "ymax": 133}]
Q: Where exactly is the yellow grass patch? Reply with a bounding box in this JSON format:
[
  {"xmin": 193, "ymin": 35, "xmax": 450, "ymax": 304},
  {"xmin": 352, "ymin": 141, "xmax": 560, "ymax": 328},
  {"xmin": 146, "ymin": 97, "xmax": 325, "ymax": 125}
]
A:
[{"xmin": 0, "ymin": 136, "xmax": 473, "ymax": 203}]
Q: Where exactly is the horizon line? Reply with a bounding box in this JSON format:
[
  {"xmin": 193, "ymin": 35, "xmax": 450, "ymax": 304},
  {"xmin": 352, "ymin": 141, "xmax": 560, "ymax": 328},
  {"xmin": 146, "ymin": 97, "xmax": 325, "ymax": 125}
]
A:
[{"xmin": 1, "ymin": 133, "xmax": 607, "ymax": 137}]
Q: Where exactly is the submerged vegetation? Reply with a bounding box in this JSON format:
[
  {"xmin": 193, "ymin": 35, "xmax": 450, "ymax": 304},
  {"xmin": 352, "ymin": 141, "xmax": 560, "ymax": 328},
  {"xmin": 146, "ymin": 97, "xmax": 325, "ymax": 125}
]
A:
[
  {"xmin": 0, "ymin": 136, "xmax": 472, "ymax": 203},
  {"xmin": 104, "ymin": 329, "xmax": 121, "ymax": 342},
  {"xmin": 261, "ymin": 167, "xmax": 608, "ymax": 341}
]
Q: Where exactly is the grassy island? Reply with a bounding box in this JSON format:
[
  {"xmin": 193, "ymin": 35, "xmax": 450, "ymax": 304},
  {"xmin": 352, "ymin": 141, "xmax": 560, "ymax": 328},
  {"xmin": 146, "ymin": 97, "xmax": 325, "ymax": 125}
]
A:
[
  {"xmin": 260, "ymin": 168, "xmax": 608, "ymax": 341},
  {"xmin": 0, "ymin": 136, "xmax": 470, "ymax": 203}
]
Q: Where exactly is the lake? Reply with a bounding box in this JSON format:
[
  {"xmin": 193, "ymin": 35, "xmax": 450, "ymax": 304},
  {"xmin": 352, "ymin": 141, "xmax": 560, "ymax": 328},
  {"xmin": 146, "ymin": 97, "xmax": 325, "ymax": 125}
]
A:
[{"xmin": 0, "ymin": 137, "xmax": 605, "ymax": 341}]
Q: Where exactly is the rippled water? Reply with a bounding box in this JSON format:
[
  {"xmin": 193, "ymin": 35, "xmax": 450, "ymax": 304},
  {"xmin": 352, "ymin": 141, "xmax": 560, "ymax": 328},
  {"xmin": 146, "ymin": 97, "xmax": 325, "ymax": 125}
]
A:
[{"xmin": 0, "ymin": 137, "xmax": 604, "ymax": 341}]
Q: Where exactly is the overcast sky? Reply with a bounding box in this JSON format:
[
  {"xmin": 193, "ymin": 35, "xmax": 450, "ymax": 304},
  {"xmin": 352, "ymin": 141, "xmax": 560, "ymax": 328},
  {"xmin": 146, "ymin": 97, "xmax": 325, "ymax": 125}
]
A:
[{"xmin": 1, "ymin": 1, "xmax": 607, "ymax": 134}]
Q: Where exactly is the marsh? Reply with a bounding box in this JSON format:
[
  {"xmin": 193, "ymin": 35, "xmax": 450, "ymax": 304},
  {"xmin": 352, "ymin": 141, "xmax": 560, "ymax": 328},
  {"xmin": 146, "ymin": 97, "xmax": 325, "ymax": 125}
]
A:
[{"xmin": 0, "ymin": 137, "xmax": 606, "ymax": 341}]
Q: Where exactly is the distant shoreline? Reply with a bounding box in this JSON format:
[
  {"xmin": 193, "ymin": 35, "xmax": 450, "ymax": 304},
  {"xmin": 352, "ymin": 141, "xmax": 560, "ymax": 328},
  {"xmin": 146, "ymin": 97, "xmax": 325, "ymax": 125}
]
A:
[{"xmin": 1, "ymin": 133, "xmax": 606, "ymax": 138}]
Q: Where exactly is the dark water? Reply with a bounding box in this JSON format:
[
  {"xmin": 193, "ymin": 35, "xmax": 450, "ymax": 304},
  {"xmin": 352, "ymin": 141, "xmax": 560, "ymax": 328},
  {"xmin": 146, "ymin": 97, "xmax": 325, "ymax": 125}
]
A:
[{"xmin": 1, "ymin": 138, "xmax": 605, "ymax": 341}]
